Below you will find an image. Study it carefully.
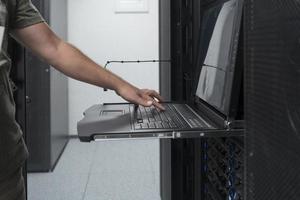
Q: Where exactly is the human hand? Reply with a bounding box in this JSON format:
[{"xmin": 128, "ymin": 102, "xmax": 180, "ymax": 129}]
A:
[{"xmin": 116, "ymin": 84, "xmax": 165, "ymax": 111}]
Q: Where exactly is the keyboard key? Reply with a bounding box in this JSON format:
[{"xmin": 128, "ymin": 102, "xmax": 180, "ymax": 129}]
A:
[
  {"xmin": 155, "ymin": 122, "xmax": 163, "ymax": 129},
  {"xmin": 152, "ymin": 110, "xmax": 161, "ymax": 121},
  {"xmin": 137, "ymin": 109, "xmax": 143, "ymax": 122},
  {"xmin": 141, "ymin": 113, "xmax": 148, "ymax": 122},
  {"xmin": 166, "ymin": 115, "xmax": 173, "ymax": 122},
  {"xmin": 162, "ymin": 122, "xmax": 170, "ymax": 129},
  {"xmin": 169, "ymin": 121, "xmax": 177, "ymax": 128},
  {"xmin": 135, "ymin": 124, "xmax": 142, "ymax": 129},
  {"xmin": 195, "ymin": 120, "xmax": 203, "ymax": 127},
  {"xmin": 149, "ymin": 117, "xmax": 156, "ymax": 122},
  {"xmin": 160, "ymin": 112, "xmax": 169, "ymax": 122},
  {"xmin": 148, "ymin": 123, "xmax": 156, "ymax": 128},
  {"xmin": 141, "ymin": 123, "xmax": 149, "ymax": 129},
  {"xmin": 189, "ymin": 119, "xmax": 197, "ymax": 128}
]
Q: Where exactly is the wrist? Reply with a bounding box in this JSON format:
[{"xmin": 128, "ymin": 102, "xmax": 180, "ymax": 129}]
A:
[
  {"xmin": 115, "ymin": 81, "xmax": 138, "ymax": 96},
  {"xmin": 114, "ymin": 80, "xmax": 127, "ymax": 95}
]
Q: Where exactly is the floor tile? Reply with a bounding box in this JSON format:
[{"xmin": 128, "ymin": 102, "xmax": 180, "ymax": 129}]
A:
[{"xmin": 28, "ymin": 138, "xmax": 161, "ymax": 200}]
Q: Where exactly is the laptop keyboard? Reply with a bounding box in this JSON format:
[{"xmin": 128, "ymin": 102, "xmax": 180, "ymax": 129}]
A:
[
  {"xmin": 173, "ymin": 104, "xmax": 208, "ymax": 128},
  {"xmin": 133, "ymin": 104, "xmax": 187, "ymax": 130}
]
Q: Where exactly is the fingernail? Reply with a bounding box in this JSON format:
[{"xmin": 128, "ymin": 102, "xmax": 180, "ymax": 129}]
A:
[{"xmin": 147, "ymin": 101, "xmax": 153, "ymax": 105}]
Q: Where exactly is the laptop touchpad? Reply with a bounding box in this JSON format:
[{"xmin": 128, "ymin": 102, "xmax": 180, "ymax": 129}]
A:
[{"xmin": 101, "ymin": 110, "xmax": 125, "ymax": 116}]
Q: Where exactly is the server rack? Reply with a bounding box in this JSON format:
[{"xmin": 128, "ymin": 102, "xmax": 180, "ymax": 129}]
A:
[
  {"xmin": 201, "ymin": 137, "xmax": 244, "ymax": 200},
  {"xmin": 160, "ymin": 0, "xmax": 300, "ymax": 200},
  {"xmin": 160, "ymin": 0, "xmax": 245, "ymax": 200},
  {"xmin": 245, "ymin": 0, "xmax": 300, "ymax": 199},
  {"xmin": 11, "ymin": 0, "xmax": 69, "ymax": 173},
  {"xmin": 25, "ymin": 0, "xmax": 69, "ymax": 172}
]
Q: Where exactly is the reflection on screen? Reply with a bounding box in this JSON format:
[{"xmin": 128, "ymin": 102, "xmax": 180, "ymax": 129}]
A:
[{"xmin": 196, "ymin": 0, "xmax": 239, "ymax": 114}]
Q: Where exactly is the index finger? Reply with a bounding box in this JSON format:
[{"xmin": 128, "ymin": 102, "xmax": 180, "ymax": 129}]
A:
[
  {"xmin": 148, "ymin": 90, "xmax": 164, "ymax": 102},
  {"xmin": 151, "ymin": 99, "xmax": 165, "ymax": 111}
]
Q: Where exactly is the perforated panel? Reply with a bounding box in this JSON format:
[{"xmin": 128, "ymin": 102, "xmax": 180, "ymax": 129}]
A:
[
  {"xmin": 202, "ymin": 138, "xmax": 244, "ymax": 200},
  {"xmin": 245, "ymin": 0, "xmax": 300, "ymax": 199}
]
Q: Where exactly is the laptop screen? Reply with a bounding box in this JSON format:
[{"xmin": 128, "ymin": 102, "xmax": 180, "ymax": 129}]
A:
[{"xmin": 195, "ymin": 0, "xmax": 243, "ymax": 116}]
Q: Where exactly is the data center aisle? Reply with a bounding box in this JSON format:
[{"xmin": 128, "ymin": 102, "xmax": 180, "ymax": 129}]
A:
[{"xmin": 28, "ymin": 139, "xmax": 161, "ymax": 200}]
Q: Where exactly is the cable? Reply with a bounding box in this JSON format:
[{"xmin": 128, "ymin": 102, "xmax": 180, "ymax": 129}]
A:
[
  {"xmin": 103, "ymin": 59, "xmax": 171, "ymax": 91},
  {"xmin": 104, "ymin": 59, "xmax": 171, "ymax": 69}
]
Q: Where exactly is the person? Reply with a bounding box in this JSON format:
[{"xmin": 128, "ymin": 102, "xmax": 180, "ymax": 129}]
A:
[{"xmin": 0, "ymin": 0, "xmax": 164, "ymax": 199}]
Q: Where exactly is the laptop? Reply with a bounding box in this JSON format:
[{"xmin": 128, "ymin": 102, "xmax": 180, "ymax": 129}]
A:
[{"xmin": 78, "ymin": 0, "xmax": 244, "ymax": 142}]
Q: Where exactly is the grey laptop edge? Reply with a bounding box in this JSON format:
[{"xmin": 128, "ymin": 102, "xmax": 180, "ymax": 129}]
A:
[{"xmin": 78, "ymin": 0, "xmax": 244, "ymax": 142}]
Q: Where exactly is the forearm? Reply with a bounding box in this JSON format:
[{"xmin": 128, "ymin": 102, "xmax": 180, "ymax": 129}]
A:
[
  {"xmin": 12, "ymin": 23, "xmax": 132, "ymax": 93},
  {"xmin": 44, "ymin": 42, "xmax": 163, "ymax": 108},
  {"xmin": 11, "ymin": 23, "xmax": 164, "ymax": 109},
  {"xmin": 46, "ymin": 40, "xmax": 131, "ymax": 92}
]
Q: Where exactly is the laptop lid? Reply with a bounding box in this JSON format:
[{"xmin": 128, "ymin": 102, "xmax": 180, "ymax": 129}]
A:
[{"xmin": 193, "ymin": 0, "xmax": 244, "ymax": 118}]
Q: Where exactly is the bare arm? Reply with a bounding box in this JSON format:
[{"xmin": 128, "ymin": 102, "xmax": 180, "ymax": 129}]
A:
[{"xmin": 11, "ymin": 22, "xmax": 164, "ymax": 110}]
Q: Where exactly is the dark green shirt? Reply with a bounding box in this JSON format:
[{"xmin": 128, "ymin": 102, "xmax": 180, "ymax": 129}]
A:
[{"xmin": 0, "ymin": 0, "xmax": 44, "ymax": 175}]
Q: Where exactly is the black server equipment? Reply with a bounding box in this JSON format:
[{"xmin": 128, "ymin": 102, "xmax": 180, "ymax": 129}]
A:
[
  {"xmin": 245, "ymin": 0, "xmax": 300, "ymax": 199},
  {"xmin": 168, "ymin": 1, "xmax": 203, "ymax": 200},
  {"xmin": 170, "ymin": 0, "xmax": 201, "ymax": 102},
  {"xmin": 159, "ymin": 0, "xmax": 245, "ymax": 200},
  {"xmin": 201, "ymin": 137, "xmax": 244, "ymax": 200},
  {"xmin": 11, "ymin": 0, "xmax": 69, "ymax": 172},
  {"xmin": 160, "ymin": 0, "xmax": 202, "ymax": 199},
  {"xmin": 159, "ymin": 0, "xmax": 171, "ymax": 101}
]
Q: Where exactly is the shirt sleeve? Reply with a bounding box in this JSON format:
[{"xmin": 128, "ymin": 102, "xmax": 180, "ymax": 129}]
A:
[{"xmin": 10, "ymin": 0, "xmax": 45, "ymax": 29}]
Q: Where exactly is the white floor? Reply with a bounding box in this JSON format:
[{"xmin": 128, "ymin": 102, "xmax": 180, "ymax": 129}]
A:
[{"xmin": 28, "ymin": 138, "xmax": 161, "ymax": 200}]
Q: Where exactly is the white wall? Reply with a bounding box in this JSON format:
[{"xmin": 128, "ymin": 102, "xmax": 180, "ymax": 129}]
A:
[{"xmin": 68, "ymin": 0, "xmax": 160, "ymax": 135}]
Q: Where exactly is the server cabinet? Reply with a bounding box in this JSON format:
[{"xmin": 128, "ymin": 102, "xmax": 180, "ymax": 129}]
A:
[
  {"xmin": 26, "ymin": 0, "xmax": 68, "ymax": 172},
  {"xmin": 245, "ymin": 0, "xmax": 300, "ymax": 199},
  {"xmin": 170, "ymin": 0, "xmax": 201, "ymax": 102},
  {"xmin": 201, "ymin": 137, "xmax": 244, "ymax": 200},
  {"xmin": 159, "ymin": 0, "xmax": 172, "ymax": 200},
  {"xmin": 160, "ymin": 0, "xmax": 245, "ymax": 200},
  {"xmin": 12, "ymin": 0, "xmax": 69, "ymax": 172},
  {"xmin": 159, "ymin": 0, "xmax": 171, "ymax": 101}
]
